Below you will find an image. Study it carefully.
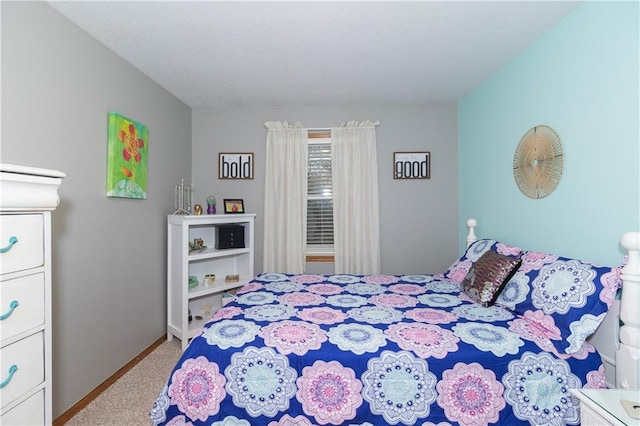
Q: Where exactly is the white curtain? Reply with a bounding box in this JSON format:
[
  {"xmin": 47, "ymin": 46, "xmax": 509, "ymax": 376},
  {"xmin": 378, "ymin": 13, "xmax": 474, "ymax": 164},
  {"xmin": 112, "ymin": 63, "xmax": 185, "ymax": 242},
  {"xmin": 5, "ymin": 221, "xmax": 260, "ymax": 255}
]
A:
[
  {"xmin": 331, "ymin": 120, "xmax": 381, "ymax": 274},
  {"xmin": 263, "ymin": 121, "xmax": 308, "ymax": 273}
]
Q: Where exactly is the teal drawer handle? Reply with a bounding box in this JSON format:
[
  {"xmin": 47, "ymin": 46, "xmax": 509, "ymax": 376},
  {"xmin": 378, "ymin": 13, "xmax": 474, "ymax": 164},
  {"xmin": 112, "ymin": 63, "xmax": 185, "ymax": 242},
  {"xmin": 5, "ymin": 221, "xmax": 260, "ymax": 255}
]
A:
[
  {"xmin": 0, "ymin": 300, "xmax": 19, "ymax": 320},
  {"xmin": 0, "ymin": 365, "xmax": 18, "ymax": 389},
  {"xmin": 0, "ymin": 236, "xmax": 19, "ymax": 253}
]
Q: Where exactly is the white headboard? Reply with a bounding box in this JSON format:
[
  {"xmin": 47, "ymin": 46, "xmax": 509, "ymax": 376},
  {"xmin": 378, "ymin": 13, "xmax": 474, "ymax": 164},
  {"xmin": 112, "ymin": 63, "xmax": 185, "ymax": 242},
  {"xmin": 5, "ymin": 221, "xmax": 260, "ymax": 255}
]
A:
[
  {"xmin": 588, "ymin": 300, "xmax": 620, "ymax": 388},
  {"xmin": 465, "ymin": 219, "xmax": 640, "ymax": 389},
  {"xmin": 616, "ymin": 231, "xmax": 640, "ymax": 389},
  {"xmin": 588, "ymin": 232, "xmax": 640, "ymax": 389}
]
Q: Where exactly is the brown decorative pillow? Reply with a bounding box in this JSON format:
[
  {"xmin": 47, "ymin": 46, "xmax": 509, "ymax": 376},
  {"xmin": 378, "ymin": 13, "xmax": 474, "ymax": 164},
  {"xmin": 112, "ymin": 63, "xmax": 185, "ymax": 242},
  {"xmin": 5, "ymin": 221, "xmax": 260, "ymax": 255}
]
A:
[{"xmin": 462, "ymin": 250, "xmax": 522, "ymax": 307}]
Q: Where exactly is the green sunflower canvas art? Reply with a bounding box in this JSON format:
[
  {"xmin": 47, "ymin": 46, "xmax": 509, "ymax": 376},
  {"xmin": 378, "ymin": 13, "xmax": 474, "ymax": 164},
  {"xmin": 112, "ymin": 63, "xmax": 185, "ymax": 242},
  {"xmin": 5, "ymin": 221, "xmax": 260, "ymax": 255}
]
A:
[{"xmin": 107, "ymin": 112, "xmax": 148, "ymax": 199}]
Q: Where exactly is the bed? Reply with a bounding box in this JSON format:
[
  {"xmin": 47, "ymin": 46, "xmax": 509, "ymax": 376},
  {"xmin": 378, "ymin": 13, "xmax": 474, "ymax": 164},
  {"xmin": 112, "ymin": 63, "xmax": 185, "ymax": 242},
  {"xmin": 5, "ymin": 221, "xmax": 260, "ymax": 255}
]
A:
[{"xmin": 150, "ymin": 220, "xmax": 640, "ymax": 426}]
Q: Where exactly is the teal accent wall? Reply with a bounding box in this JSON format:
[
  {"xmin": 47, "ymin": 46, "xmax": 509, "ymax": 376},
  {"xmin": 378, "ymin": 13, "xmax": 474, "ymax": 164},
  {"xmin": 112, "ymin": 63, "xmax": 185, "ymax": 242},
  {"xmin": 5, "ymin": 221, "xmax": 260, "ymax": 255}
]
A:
[{"xmin": 459, "ymin": 1, "xmax": 639, "ymax": 266}]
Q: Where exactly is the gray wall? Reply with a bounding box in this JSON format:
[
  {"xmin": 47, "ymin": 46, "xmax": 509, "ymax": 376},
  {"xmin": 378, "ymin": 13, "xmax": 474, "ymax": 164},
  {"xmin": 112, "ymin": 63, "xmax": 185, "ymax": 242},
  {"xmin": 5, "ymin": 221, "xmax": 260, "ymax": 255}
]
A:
[
  {"xmin": 1, "ymin": 2, "xmax": 192, "ymax": 418},
  {"xmin": 192, "ymin": 105, "xmax": 459, "ymax": 275}
]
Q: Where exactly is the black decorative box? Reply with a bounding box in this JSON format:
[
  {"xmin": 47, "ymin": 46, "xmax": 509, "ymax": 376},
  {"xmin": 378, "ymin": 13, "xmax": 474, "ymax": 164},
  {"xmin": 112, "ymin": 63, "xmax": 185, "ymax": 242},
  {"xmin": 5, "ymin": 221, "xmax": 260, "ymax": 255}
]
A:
[{"xmin": 215, "ymin": 224, "xmax": 245, "ymax": 249}]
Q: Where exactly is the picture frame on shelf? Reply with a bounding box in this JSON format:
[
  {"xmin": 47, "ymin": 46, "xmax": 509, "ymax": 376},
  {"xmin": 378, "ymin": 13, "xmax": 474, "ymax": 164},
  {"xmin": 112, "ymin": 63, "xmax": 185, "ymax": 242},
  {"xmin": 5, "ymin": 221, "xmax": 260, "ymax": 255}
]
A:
[
  {"xmin": 223, "ymin": 199, "xmax": 245, "ymax": 214},
  {"xmin": 225, "ymin": 274, "xmax": 240, "ymax": 283},
  {"xmin": 393, "ymin": 151, "xmax": 430, "ymax": 180}
]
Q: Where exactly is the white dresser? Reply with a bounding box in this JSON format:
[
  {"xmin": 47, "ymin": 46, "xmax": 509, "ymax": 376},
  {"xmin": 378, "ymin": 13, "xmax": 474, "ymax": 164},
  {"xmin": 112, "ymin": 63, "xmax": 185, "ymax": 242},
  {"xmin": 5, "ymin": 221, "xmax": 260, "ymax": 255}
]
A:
[{"xmin": 0, "ymin": 164, "xmax": 64, "ymax": 425}]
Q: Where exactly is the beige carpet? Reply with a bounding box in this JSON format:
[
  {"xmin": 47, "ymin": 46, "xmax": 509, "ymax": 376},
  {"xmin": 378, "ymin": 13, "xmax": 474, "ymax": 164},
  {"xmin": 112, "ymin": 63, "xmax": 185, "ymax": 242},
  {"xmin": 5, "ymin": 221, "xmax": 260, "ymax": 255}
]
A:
[{"xmin": 63, "ymin": 339, "xmax": 182, "ymax": 426}]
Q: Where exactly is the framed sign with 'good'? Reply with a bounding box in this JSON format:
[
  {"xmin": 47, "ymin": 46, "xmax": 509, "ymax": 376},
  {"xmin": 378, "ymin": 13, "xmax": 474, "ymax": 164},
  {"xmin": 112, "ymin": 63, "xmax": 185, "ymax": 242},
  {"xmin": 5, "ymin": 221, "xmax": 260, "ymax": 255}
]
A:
[{"xmin": 393, "ymin": 152, "xmax": 430, "ymax": 179}]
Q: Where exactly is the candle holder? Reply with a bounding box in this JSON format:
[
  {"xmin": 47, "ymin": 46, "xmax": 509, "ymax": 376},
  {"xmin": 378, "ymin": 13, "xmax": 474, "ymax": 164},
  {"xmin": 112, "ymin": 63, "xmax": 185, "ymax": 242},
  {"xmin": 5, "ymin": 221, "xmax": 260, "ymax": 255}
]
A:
[{"xmin": 173, "ymin": 179, "xmax": 192, "ymax": 215}]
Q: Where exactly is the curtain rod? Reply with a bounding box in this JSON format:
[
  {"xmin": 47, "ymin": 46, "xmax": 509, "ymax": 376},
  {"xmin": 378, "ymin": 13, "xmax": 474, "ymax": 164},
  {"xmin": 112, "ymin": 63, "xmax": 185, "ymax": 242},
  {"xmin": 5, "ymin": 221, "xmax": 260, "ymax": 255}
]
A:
[{"xmin": 309, "ymin": 121, "xmax": 381, "ymax": 131}]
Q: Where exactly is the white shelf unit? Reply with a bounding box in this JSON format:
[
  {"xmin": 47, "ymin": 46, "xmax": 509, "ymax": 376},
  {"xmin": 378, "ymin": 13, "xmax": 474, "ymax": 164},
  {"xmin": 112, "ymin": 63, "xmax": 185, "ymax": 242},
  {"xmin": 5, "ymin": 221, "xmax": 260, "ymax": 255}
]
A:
[{"xmin": 167, "ymin": 214, "xmax": 255, "ymax": 351}]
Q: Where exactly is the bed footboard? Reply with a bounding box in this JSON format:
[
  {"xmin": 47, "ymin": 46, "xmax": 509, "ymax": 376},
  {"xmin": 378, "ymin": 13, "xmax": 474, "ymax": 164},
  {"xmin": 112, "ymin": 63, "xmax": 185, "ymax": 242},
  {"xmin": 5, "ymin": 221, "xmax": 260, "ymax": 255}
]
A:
[{"xmin": 466, "ymin": 218, "xmax": 477, "ymax": 247}]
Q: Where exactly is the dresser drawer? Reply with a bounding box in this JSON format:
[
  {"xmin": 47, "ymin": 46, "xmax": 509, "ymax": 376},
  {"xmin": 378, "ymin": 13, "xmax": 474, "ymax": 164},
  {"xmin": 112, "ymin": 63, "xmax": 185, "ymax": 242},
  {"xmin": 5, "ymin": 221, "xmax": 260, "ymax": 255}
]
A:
[
  {"xmin": 0, "ymin": 389, "xmax": 44, "ymax": 425},
  {"xmin": 0, "ymin": 333, "xmax": 44, "ymax": 409},
  {"xmin": 0, "ymin": 215, "xmax": 44, "ymax": 275},
  {"xmin": 0, "ymin": 273, "xmax": 45, "ymax": 343}
]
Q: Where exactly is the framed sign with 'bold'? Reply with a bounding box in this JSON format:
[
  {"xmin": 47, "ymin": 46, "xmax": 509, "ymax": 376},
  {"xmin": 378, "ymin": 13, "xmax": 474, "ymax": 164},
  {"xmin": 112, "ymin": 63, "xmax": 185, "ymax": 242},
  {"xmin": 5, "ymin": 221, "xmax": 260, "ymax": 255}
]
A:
[
  {"xmin": 219, "ymin": 152, "xmax": 254, "ymax": 179},
  {"xmin": 393, "ymin": 152, "xmax": 430, "ymax": 179}
]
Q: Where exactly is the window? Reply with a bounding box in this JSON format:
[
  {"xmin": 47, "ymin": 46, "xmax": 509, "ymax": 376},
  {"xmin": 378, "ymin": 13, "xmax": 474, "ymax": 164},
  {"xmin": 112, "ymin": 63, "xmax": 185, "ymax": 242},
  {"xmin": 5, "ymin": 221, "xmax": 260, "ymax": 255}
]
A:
[{"xmin": 307, "ymin": 131, "xmax": 333, "ymax": 258}]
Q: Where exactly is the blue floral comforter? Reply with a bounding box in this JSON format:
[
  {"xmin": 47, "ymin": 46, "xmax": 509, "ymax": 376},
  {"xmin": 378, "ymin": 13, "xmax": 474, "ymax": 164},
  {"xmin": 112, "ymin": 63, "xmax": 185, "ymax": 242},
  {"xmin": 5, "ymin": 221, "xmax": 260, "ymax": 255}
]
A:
[{"xmin": 150, "ymin": 273, "xmax": 606, "ymax": 426}]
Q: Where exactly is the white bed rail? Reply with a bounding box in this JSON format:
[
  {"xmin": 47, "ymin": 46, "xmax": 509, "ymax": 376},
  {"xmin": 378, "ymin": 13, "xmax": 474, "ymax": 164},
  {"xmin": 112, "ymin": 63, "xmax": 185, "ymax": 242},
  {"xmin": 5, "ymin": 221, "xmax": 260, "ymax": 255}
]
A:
[{"xmin": 617, "ymin": 231, "xmax": 640, "ymax": 389}]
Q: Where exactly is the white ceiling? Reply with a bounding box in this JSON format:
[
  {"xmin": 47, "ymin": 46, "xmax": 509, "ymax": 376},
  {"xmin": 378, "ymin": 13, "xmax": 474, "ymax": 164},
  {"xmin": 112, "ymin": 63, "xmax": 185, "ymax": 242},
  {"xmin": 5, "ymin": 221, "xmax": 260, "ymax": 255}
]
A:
[{"xmin": 47, "ymin": 1, "xmax": 581, "ymax": 108}]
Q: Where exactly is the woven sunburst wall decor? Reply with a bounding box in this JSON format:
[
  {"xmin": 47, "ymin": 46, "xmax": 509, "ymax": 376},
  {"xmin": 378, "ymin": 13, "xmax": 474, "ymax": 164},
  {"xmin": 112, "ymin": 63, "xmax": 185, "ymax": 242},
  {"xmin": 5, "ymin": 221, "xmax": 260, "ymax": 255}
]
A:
[{"xmin": 513, "ymin": 125, "xmax": 563, "ymax": 199}]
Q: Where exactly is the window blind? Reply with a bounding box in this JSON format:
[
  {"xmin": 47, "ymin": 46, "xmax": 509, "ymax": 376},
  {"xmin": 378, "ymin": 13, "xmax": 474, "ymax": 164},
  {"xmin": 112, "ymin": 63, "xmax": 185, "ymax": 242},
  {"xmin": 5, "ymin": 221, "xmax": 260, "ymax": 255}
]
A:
[{"xmin": 307, "ymin": 139, "xmax": 333, "ymax": 247}]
